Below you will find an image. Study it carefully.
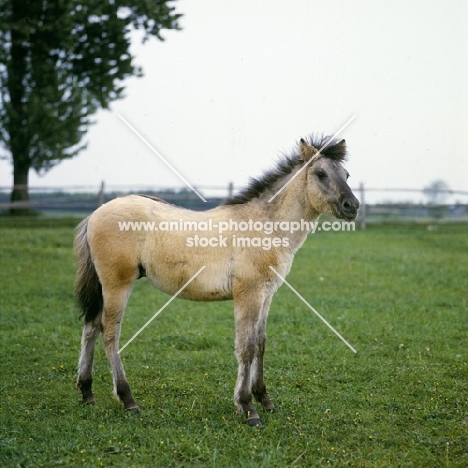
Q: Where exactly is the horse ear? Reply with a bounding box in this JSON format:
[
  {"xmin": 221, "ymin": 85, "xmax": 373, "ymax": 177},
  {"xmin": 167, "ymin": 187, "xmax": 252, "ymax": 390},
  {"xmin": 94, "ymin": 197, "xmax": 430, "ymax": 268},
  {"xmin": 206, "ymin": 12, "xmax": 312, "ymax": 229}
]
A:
[
  {"xmin": 299, "ymin": 139, "xmax": 318, "ymax": 162},
  {"xmin": 339, "ymin": 139, "xmax": 346, "ymax": 148}
]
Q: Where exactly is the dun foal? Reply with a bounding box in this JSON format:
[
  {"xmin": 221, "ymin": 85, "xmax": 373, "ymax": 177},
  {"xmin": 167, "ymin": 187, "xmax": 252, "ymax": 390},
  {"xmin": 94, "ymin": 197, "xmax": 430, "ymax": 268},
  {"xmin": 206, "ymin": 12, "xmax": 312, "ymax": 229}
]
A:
[{"xmin": 75, "ymin": 136, "xmax": 359, "ymax": 427}]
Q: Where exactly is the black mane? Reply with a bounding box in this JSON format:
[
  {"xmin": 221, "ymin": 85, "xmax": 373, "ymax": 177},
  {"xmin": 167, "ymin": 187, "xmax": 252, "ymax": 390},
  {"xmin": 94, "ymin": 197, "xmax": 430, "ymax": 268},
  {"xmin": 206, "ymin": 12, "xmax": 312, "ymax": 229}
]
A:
[{"xmin": 223, "ymin": 135, "xmax": 347, "ymax": 205}]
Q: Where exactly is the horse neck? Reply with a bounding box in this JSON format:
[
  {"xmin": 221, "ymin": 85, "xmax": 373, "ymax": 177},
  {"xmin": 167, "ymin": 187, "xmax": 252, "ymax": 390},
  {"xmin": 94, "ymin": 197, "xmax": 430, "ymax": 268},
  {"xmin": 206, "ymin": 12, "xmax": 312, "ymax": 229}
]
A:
[
  {"xmin": 239, "ymin": 169, "xmax": 320, "ymax": 250},
  {"xmin": 273, "ymin": 169, "xmax": 319, "ymax": 220}
]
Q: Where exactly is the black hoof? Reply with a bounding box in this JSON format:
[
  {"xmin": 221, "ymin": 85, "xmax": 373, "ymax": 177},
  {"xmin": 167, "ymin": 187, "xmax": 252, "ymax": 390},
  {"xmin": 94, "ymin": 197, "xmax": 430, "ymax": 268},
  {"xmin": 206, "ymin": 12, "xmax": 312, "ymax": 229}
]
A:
[
  {"xmin": 246, "ymin": 417, "xmax": 263, "ymax": 428},
  {"xmin": 86, "ymin": 400, "xmax": 96, "ymax": 406},
  {"xmin": 125, "ymin": 406, "xmax": 140, "ymax": 414}
]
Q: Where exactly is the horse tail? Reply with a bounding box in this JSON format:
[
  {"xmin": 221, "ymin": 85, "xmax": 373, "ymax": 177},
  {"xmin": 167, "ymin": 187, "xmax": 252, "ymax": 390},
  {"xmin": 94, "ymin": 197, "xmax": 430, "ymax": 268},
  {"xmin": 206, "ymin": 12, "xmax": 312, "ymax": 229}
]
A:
[{"xmin": 74, "ymin": 216, "xmax": 103, "ymax": 323}]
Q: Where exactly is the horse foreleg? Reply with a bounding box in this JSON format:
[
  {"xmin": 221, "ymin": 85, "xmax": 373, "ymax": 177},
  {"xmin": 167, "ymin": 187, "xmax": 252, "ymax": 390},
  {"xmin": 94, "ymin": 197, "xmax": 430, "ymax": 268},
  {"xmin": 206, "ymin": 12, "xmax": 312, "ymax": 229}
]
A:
[
  {"xmin": 77, "ymin": 315, "xmax": 101, "ymax": 404},
  {"xmin": 251, "ymin": 294, "xmax": 275, "ymax": 412},
  {"xmin": 101, "ymin": 287, "xmax": 139, "ymax": 413},
  {"xmin": 233, "ymin": 293, "xmax": 264, "ymax": 427}
]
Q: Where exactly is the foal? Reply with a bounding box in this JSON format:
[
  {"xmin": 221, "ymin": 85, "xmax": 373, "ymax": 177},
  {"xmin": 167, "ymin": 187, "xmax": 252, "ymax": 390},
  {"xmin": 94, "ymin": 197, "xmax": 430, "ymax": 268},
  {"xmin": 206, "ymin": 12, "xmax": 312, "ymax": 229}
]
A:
[{"xmin": 75, "ymin": 136, "xmax": 359, "ymax": 427}]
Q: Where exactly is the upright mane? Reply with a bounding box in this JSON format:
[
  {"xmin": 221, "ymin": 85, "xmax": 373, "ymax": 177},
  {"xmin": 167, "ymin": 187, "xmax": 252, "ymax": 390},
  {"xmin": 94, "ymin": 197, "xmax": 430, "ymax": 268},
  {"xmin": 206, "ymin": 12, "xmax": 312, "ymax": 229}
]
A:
[{"xmin": 224, "ymin": 135, "xmax": 347, "ymax": 206}]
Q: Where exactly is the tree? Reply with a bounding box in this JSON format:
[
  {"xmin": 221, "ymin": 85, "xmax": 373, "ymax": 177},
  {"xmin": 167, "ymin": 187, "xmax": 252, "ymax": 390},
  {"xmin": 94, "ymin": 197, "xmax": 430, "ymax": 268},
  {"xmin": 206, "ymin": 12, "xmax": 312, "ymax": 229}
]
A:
[
  {"xmin": 423, "ymin": 179, "xmax": 450, "ymax": 205},
  {"xmin": 0, "ymin": 0, "xmax": 181, "ymax": 210}
]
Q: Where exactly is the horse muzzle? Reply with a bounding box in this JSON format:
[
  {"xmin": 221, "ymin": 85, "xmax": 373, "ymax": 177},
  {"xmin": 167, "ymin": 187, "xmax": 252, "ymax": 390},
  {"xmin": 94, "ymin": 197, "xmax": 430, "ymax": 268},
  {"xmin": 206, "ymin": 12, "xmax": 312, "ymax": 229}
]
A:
[{"xmin": 336, "ymin": 197, "xmax": 360, "ymax": 220}]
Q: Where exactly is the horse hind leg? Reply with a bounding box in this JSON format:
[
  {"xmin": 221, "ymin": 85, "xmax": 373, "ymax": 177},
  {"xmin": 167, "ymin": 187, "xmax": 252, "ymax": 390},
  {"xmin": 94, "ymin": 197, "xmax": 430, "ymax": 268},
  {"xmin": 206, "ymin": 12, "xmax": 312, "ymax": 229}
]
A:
[
  {"xmin": 250, "ymin": 329, "xmax": 275, "ymax": 412},
  {"xmin": 77, "ymin": 314, "xmax": 101, "ymax": 405},
  {"xmin": 101, "ymin": 284, "xmax": 140, "ymax": 413}
]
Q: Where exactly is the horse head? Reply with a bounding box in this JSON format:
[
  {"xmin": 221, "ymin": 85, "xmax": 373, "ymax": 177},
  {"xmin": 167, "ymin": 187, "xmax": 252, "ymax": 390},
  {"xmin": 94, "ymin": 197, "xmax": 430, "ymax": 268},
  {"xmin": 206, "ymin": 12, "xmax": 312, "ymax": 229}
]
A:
[{"xmin": 300, "ymin": 138, "xmax": 359, "ymax": 221}]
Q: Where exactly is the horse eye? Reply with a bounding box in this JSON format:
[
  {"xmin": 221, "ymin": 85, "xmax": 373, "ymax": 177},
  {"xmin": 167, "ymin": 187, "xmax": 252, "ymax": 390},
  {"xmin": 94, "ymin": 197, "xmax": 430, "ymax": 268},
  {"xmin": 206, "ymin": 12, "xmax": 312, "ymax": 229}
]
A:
[{"xmin": 316, "ymin": 171, "xmax": 326, "ymax": 180}]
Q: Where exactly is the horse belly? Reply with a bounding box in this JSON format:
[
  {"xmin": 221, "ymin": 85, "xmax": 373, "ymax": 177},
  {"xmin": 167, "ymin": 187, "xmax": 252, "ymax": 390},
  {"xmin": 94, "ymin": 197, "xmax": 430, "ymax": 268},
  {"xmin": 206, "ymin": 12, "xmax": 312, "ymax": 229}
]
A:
[{"xmin": 145, "ymin": 261, "xmax": 233, "ymax": 302}]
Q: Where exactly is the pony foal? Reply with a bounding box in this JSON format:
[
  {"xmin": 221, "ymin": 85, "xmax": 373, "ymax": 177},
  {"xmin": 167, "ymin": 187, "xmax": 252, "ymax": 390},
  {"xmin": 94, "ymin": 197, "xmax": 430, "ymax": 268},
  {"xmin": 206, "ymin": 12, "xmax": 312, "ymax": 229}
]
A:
[{"xmin": 75, "ymin": 136, "xmax": 359, "ymax": 427}]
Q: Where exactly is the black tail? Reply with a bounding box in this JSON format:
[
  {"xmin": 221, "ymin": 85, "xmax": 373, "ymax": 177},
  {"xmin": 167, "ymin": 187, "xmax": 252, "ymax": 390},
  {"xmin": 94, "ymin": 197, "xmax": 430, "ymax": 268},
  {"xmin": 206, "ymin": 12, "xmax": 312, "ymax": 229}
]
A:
[{"xmin": 74, "ymin": 217, "xmax": 103, "ymax": 322}]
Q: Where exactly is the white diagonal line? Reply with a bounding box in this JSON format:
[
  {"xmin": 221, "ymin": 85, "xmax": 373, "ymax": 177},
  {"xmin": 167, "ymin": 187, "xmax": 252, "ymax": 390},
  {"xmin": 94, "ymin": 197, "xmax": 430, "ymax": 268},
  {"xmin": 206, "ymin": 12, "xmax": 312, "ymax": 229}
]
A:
[
  {"xmin": 268, "ymin": 115, "xmax": 356, "ymax": 203},
  {"xmin": 118, "ymin": 266, "xmax": 206, "ymax": 354},
  {"xmin": 269, "ymin": 266, "xmax": 357, "ymax": 353},
  {"xmin": 118, "ymin": 114, "xmax": 207, "ymax": 202}
]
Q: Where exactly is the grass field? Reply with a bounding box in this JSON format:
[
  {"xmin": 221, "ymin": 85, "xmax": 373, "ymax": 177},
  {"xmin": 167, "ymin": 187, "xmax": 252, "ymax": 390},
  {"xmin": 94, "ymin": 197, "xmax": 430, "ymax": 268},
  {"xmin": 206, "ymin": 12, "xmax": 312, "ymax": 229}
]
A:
[{"xmin": 0, "ymin": 219, "xmax": 467, "ymax": 467}]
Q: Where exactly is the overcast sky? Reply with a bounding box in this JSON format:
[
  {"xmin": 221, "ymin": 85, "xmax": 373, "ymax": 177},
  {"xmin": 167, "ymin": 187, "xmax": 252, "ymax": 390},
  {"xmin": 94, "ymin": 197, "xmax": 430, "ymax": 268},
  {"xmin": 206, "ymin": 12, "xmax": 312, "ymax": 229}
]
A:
[{"xmin": 1, "ymin": 0, "xmax": 467, "ymax": 203}]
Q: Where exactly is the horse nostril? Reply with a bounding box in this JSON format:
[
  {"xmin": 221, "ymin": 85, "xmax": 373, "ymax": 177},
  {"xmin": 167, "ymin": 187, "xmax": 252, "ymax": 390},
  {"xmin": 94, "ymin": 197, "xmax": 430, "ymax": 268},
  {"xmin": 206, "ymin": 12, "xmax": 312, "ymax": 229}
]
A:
[{"xmin": 342, "ymin": 200, "xmax": 353, "ymax": 211}]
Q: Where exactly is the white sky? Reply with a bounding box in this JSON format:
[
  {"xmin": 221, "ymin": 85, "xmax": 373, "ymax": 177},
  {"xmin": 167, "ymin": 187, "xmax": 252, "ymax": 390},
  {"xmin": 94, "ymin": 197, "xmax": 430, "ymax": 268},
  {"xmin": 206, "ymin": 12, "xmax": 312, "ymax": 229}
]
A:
[{"xmin": 1, "ymin": 0, "xmax": 467, "ymax": 203}]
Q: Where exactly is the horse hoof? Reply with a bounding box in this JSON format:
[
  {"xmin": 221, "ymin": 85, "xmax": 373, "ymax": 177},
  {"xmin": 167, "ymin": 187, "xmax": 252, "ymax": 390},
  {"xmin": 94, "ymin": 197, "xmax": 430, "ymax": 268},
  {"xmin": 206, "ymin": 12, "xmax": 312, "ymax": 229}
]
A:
[
  {"xmin": 246, "ymin": 417, "xmax": 263, "ymax": 428},
  {"xmin": 264, "ymin": 401, "xmax": 276, "ymax": 412},
  {"xmin": 125, "ymin": 406, "xmax": 140, "ymax": 414},
  {"xmin": 260, "ymin": 395, "xmax": 275, "ymax": 412},
  {"xmin": 263, "ymin": 401, "xmax": 275, "ymax": 412}
]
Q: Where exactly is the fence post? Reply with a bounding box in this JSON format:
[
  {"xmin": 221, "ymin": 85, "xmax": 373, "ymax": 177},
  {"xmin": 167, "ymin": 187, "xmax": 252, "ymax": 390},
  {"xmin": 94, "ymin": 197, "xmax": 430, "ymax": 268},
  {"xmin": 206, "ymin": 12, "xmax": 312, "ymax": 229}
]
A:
[
  {"xmin": 359, "ymin": 182, "xmax": 366, "ymax": 230},
  {"xmin": 228, "ymin": 182, "xmax": 234, "ymax": 198},
  {"xmin": 98, "ymin": 181, "xmax": 105, "ymax": 207}
]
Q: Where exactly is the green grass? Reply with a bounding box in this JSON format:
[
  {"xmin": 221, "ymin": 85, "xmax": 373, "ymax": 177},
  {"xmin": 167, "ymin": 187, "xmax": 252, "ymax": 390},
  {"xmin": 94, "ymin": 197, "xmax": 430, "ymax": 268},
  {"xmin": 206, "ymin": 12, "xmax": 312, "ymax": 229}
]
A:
[{"xmin": 0, "ymin": 220, "xmax": 467, "ymax": 467}]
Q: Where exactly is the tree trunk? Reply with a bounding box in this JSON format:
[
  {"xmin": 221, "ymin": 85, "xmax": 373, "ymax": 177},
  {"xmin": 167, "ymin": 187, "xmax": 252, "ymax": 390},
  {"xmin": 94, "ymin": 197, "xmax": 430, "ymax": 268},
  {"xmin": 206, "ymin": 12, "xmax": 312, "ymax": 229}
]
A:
[
  {"xmin": 10, "ymin": 161, "xmax": 30, "ymax": 214},
  {"xmin": 8, "ymin": 0, "xmax": 30, "ymax": 214}
]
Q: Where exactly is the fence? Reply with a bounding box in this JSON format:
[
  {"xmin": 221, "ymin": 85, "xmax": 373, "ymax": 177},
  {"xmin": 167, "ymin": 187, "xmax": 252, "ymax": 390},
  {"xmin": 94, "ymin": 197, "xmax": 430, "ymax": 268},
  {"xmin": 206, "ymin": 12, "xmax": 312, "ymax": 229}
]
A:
[{"xmin": 1, "ymin": 182, "xmax": 467, "ymax": 228}]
